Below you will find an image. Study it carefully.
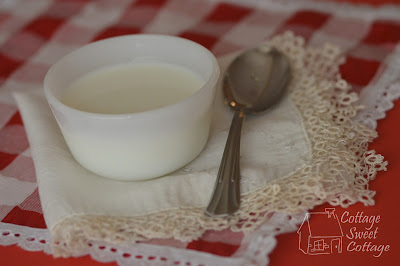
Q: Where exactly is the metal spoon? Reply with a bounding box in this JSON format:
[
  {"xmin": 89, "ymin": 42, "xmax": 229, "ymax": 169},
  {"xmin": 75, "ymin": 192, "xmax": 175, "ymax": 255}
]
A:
[{"xmin": 205, "ymin": 47, "xmax": 291, "ymax": 217}]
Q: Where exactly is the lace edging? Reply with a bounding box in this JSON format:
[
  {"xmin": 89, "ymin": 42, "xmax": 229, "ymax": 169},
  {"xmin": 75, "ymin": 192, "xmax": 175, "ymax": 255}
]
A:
[
  {"xmin": 1, "ymin": 212, "xmax": 304, "ymax": 266},
  {"xmin": 0, "ymin": 223, "xmax": 52, "ymax": 254},
  {"xmin": 48, "ymin": 32, "xmax": 387, "ymax": 257},
  {"xmin": 354, "ymin": 45, "xmax": 400, "ymax": 129}
]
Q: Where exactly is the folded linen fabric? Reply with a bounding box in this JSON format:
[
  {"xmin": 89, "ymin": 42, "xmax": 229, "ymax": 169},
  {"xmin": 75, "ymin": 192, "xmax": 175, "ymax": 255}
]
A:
[{"xmin": 14, "ymin": 32, "xmax": 386, "ymax": 256}]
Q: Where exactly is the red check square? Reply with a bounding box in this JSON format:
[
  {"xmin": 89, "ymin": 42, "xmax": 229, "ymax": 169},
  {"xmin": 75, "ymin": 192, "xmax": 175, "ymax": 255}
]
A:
[
  {"xmin": 340, "ymin": 56, "xmax": 381, "ymax": 86},
  {"xmin": 283, "ymin": 10, "xmax": 330, "ymax": 29},
  {"xmin": 276, "ymin": 10, "xmax": 331, "ymax": 41},
  {"xmin": 187, "ymin": 239, "xmax": 239, "ymax": 257},
  {"xmin": 92, "ymin": 26, "xmax": 141, "ymax": 42},
  {"xmin": 1, "ymin": 206, "xmax": 46, "ymax": 229},
  {"xmin": 205, "ymin": 2, "xmax": 252, "ymax": 23},
  {"xmin": 363, "ymin": 20, "xmax": 400, "ymax": 48},
  {"xmin": 5, "ymin": 111, "xmax": 23, "ymax": 126},
  {"xmin": 179, "ymin": 31, "xmax": 218, "ymax": 50},
  {"xmin": 0, "ymin": 151, "xmax": 18, "ymax": 171},
  {"xmin": 23, "ymin": 16, "xmax": 66, "ymax": 40},
  {"xmin": 134, "ymin": 0, "xmax": 167, "ymax": 7},
  {"xmin": 0, "ymin": 53, "xmax": 23, "ymax": 79}
]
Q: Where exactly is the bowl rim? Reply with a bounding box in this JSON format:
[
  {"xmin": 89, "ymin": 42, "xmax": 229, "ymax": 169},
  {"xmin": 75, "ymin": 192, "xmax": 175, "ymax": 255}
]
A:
[{"xmin": 43, "ymin": 34, "xmax": 220, "ymax": 120}]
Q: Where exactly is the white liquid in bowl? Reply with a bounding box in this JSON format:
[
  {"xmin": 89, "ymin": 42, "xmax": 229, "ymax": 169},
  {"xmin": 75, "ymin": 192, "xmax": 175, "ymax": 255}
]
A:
[
  {"xmin": 61, "ymin": 62, "xmax": 204, "ymax": 114},
  {"xmin": 56, "ymin": 61, "xmax": 212, "ymax": 180}
]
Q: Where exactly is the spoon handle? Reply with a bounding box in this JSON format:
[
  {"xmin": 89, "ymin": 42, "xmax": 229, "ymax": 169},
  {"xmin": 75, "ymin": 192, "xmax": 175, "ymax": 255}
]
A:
[{"xmin": 205, "ymin": 110, "xmax": 244, "ymax": 217}]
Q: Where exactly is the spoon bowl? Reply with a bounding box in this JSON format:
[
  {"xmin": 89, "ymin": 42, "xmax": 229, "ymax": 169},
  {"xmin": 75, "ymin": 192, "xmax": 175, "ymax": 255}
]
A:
[
  {"xmin": 224, "ymin": 47, "xmax": 291, "ymax": 113},
  {"xmin": 205, "ymin": 47, "xmax": 291, "ymax": 217}
]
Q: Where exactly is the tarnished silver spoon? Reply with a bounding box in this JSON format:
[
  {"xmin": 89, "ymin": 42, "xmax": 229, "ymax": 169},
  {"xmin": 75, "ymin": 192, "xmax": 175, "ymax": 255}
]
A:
[{"xmin": 205, "ymin": 47, "xmax": 291, "ymax": 217}]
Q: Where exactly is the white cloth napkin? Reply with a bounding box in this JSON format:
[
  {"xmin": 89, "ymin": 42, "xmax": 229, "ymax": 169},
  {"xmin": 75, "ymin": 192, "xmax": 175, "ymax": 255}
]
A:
[{"xmin": 14, "ymin": 54, "xmax": 311, "ymax": 234}]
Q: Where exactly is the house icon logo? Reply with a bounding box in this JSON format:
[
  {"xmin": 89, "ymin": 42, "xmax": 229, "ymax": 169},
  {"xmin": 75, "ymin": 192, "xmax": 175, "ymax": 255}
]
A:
[{"xmin": 297, "ymin": 208, "xmax": 343, "ymax": 255}]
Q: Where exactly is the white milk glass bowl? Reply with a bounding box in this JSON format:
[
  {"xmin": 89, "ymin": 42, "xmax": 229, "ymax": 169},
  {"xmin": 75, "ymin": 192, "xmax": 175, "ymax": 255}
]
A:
[{"xmin": 44, "ymin": 34, "xmax": 220, "ymax": 181}]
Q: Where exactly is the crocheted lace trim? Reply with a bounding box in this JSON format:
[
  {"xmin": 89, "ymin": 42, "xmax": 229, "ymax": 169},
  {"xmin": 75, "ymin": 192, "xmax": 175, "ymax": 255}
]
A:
[
  {"xmin": 1, "ymin": 212, "xmax": 304, "ymax": 266},
  {"xmin": 354, "ymin": 45, "xmax": 400, "ymax": 129},
  {"xmin": 51, "ymin": 32, "xmax": 387, "ymax": 257}
]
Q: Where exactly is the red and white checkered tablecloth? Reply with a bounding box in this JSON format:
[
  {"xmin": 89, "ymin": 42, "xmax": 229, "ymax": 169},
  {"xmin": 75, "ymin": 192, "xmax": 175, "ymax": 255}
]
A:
[{"xmin": 1, "ymin": 0, "xmax": 400, "ymax": 265}]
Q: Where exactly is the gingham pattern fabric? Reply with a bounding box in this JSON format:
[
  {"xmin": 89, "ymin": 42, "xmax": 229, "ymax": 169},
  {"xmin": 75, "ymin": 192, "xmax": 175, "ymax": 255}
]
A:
[{"xmin": 1, "ymin": 0, "xmax": 400, "ymax": 262}]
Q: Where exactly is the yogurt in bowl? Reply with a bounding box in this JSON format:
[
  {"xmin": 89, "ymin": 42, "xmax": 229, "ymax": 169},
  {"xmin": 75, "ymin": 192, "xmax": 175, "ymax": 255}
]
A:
[{"xmin": 44, "ymin": 34, "xmax": 220, "ymax": 181}]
